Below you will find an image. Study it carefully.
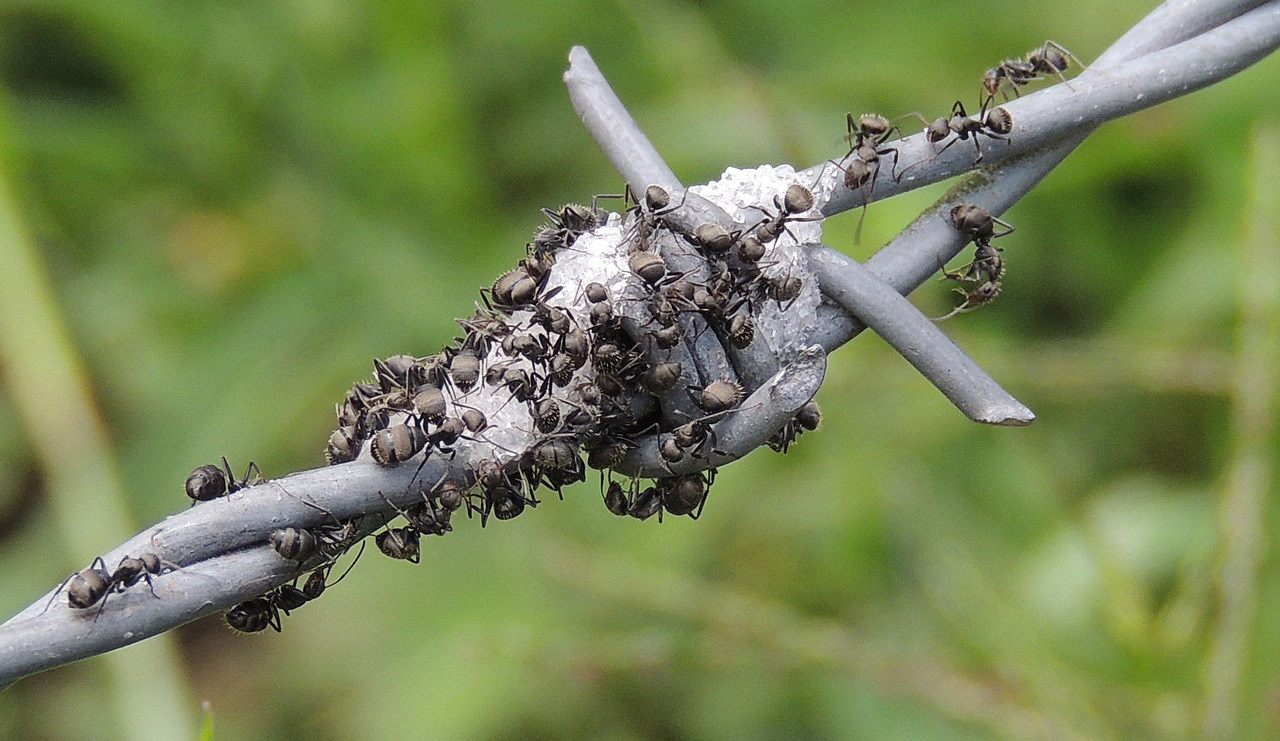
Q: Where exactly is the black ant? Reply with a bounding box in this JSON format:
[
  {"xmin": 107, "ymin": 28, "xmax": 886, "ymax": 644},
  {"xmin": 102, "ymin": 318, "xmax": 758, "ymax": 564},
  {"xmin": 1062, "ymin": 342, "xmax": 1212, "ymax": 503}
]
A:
[
  {"xmin": 524, "ymin": 433, "xmax": 587, "ymax": 495},
  {"xmin": 939, "ymin": 203, "xmax": 1014, "ymax": 310},
  {"xmin": 658, "ymin": 472, "xmax": 714, "ymax": 519},
  {"xmin": 536, "ymin": 202, "xmax": 606, "ymax": 257},
  {"xmin": 766, "ymin": 400, "xmax": 822, "ymax": 453},
  {"xmin": 471, "ymin": 459, "xmax": 537, "ymax": 524},
  {"xmin": 371, "ymin": 486, "xmax": 454, "ymax": 563},
  {"xmin": 225, "ymin": 547, "xmax": 362, "ymax": 634},
  {"xmin": 747, "ymin": 183, "xmax": 821, "ymax": 245},
  {"xmin": 185, "ymin": 456, "xmax": 261, "ymax": 504},
  {"xmin": 625, "ymin": 184, "xmax": 685, "ymax": 252},
  {"xmin": 46, "ymin": 552, "xmax": 178, "ymax": 617},
  {"xmin": 982, "ymin": 40, "xmax": 1084, "ymax": 104},
  {"xmin": 844, "ymin": 113, "xmax": 903, "ymax": 183},
  {"xmin": 930, "ymin": 99, "xmax": 1012, "ymax": 162},
  {"xmin": 375, "ymin": 524, "xmax": 421, "ymax": 563}
]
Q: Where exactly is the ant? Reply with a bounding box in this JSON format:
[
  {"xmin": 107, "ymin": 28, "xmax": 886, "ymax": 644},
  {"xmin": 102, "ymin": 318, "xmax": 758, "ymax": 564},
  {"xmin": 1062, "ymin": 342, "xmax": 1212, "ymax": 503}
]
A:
[
  {"xmin": 766, "ymin": 400, "xmax": 822, "ymax": 454},
  {"xmin": 371, "ymin": 486, "xmax": 454, "ymax": 563},
  {"xmin": 945, "ymin": 204, "xmax": 1013, "ymax": 282},
  {"xmin": 659, "ymin": 472, "xmax": 714, "ymax": 519},
  {"xmin": 524, "ymin": 434, "xmax": 587, "ymax": 495},
  {"xmin": 375, "ymin": 524, "xmax": 421, "ymax": 563},
  {"xmin": 660, "ymin": 415, "xmax": 725, "ymax": 473},
  {"xmin": 373, "ymin": 354, "xmax": 435, "ymax": 394},
  {"xmin": 225, "ymin": 549, "xmax": 362, "ymax": 634},
  {"xmin": 982, "ymin": 40, "xmax": 1084, "ymax": 105},
  {"xmin": 747, "ymin": 183, "xmax": 821, "ymax": 245},
  {"xmin": 817, "ymin": 113, "xmax": 906, "ymax": 242},
  {"xmin": 471, "ymin": 459, "xmax": 537, "ymax": 524},
  {"xmin": 928, "ymin": 99, "xmax": 1012, "ymax": 163},
  {"xmin": 185, "ymin": 456, "xmax": 261, "ymax": 504},
  {"xmin": 46, "ymin": 552, "xmax": 178, "ymax": 617},
  {"xmin": 538, "ymin": 202, "xmax": 606, "ymax": 253},
  {"xmin": 625, "ymin": 183, "xmax": 685, "ymax": 252},
  {"xmin": 457, "ymin": 312, "xmax": 515, "ymax": 357},
  {"xmin": 938, "ymin": 203, "xmax": 1014, "ymax": 312},
  {"xmin": 898, "ymin": 100, "xmax": 1012, "ymax": 178},
  {"xmin": 844, "ymin": 113, "xmax": 903, "ymax": 184}
]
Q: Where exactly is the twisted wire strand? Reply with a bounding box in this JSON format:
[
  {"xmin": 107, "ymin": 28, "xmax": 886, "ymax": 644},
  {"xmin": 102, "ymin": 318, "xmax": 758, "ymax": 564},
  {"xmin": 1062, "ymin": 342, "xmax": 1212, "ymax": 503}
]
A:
[{"xmin": 1, "ymin": 0, "xmax": 1276, "ymax": 690}]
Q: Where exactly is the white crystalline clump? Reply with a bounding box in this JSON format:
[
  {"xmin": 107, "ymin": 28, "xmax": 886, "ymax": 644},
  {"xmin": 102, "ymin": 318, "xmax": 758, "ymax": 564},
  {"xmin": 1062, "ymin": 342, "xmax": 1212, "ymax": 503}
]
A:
[
  {"xmin": 690, "ymin": 164, "xmax": 824, "ymax": 246},
  {"xmin": 544, "ymin": 224, "xmax": 654, "ymax": 328},
  {"xmin": 690, "ymin": 165, "xmax": 824, "ymax": 361},
  {"xmin": 543, "ymin": 224, "xmax": 631, "ymax": 320},
  {"xmin": 453, "ymin": 377, "xmax": 534, "ymax": 468}
]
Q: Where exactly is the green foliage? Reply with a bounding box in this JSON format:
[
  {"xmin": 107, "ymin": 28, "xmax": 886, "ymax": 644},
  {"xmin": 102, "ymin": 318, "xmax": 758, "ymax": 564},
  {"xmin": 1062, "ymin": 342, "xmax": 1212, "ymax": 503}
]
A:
[{"xmin": 1, "ymin": 1, "xmax": 1278, "ymax": 738}]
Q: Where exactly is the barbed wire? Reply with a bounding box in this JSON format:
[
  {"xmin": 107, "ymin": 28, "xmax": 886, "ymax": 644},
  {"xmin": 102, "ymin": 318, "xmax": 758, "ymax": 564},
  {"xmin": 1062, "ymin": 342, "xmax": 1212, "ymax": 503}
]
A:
[{"xmin": 1, "ymin": 0, "xmax": 1276, "ymax": 691}]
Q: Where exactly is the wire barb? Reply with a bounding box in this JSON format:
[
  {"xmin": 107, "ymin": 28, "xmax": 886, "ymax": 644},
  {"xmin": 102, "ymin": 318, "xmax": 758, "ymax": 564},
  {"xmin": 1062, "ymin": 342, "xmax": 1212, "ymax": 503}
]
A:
[{"xmin": 3, "ymin": 0, "xmax": 1279, "ymax": 691}]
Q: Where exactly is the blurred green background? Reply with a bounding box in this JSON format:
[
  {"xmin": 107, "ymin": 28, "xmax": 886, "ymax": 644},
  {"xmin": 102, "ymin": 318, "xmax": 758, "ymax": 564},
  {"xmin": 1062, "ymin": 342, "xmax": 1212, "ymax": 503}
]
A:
[{"xmin": 1, "ymin": 0, "xmax": 1278, "ymax": 739}]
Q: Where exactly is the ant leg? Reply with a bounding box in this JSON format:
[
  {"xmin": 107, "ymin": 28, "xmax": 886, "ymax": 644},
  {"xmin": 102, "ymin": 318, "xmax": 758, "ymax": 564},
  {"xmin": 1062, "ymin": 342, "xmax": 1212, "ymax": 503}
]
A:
[
  {"xmin": 932, "ymin": 301, "xmax": 976, "ymax": 322},
  {"xmin": 940, "ymin": 258, "xmax": 973, "ymax": 282},
  {"xmin": 882, "ymin": 147, "xmax": 902, "ymax": 181},
  {"xmin": 591, "ymin": 192, "xmax": 627, "ymax": 213},
  {"xmin": 977, "ymin": 130, "xmax": 1011, "ymax": 162},
  {"xmin": 970, "ymin": 135, "xmax": 984, "ymax": 163},
  {"xmin": 933, "ymin": 135, "xmax": 960, "ymax": 160},
  {"xmin": 272, "ymin": 480, "xmax": 340, "ymax": 526},
  {"xmin": 690, "ymin": 475, "xmax": 711, "ymax": 521},
  {"xmin": 989, "ymin": 216, "xmax": 1015, "ymax": 239},
  {"xmin": 854, "ymin": 200, "xmax": 870, "ymax": 247},
  {"xmin": 320, "ymin": 540, "xmax": 366, "ymax": 590},
  {"xmin": 219, "ymin": 456, "xmax": 235, "ymax": 486},
  {"xmin": 138, "ymin": 570, "xmax": 159, "ymax": 600}
]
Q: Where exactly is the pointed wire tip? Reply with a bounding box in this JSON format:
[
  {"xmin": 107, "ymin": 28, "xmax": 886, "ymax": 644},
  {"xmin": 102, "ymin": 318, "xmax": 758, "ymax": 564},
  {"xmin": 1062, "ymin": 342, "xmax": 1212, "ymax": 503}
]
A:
[
  {"xmin": 566, "ymin": 46, "xmax": 594, "ymax": 76},
  {"xmin": 976, "ymin": 404, "xmax": 1036, "ymax": 426}
]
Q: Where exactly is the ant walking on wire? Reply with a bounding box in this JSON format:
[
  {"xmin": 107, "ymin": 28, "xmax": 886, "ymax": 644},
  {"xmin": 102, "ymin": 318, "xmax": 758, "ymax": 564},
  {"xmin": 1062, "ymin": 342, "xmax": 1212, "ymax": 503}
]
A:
[{"xmin": 46, "ymin": 552, "xmax": 179, "ymax": 619}]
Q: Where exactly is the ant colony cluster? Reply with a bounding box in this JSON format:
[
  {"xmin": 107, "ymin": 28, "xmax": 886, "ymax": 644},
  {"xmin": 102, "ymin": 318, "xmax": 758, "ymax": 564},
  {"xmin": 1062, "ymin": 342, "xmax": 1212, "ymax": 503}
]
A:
[
  {"xmin": 47, "ymin": 40, "xmax": 1080, "ymax": 635},
  {"xmin": 176, "ymin": 166, "xmax": 825, "ymax": 634},
  {"xmin": 324, "ymin": 165, "xmax": 828, "ymax": 537}
]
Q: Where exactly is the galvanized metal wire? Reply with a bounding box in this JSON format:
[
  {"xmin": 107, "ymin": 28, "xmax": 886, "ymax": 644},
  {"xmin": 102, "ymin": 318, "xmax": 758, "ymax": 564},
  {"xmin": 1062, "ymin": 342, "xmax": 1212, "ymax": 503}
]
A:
[{"xmin": 1, "ymin": 0, "xmax": 1276, "ymax": 690}]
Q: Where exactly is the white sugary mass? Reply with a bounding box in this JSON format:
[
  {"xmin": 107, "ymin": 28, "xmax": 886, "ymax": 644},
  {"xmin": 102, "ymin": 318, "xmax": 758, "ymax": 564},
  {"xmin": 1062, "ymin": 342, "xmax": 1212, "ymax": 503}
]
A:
[{"xmin": 360, "ymin": 168, "xmax": 826, "ymax": 471}]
